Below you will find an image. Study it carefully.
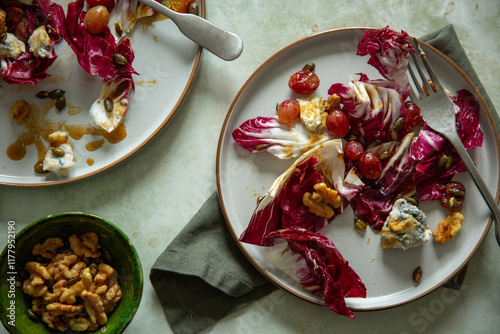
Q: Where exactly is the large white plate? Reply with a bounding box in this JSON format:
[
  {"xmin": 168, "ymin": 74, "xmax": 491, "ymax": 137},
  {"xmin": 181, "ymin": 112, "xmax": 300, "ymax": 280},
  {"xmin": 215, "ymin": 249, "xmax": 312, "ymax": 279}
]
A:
[
  {"xmin": 217, "ymin": 28, "xmax": 500, "ymax": 311},
  {"xmin": 0, "ymin": 0, "xmax": 204, "ymax": 186}
]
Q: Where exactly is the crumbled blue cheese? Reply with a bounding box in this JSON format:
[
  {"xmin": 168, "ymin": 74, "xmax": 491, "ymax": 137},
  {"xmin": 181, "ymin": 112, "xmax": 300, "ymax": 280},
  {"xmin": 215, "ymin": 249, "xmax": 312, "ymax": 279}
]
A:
[
  {"xmin": 380, "ymin": 199, "xmax": 431, "ymax": 249},
  {"xmin": 42, "ymin": 132, "xmax": 76, "ymax": 176},
  {"xmin": 0, "ymin": 33, "xmax": 26, "ymax": 59},
  {"xmin": 298, "ymin": 95, "xmax": 328, "ymax": 132},
  {"xmin": 28, "ymin": 26, "xmax": 51, "ymax": 58}
]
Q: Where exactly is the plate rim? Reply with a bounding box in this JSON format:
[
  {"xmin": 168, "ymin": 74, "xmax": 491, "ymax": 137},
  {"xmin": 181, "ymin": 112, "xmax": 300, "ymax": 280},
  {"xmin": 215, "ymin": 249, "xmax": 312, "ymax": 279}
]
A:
[
  {"xmin": 216, "ymin": 26, "xmax": 500, "ymax": 311},
  {"xmin": 1, "ymin": 0, "xmax": 206, "ymax": 187}
]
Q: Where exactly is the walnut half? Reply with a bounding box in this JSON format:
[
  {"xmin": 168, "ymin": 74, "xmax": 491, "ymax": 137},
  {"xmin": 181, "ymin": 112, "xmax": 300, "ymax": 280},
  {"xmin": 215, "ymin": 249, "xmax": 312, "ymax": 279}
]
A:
[{"xmin": 433, "ymin": 212, "xmax": 464, "ymax": 244}]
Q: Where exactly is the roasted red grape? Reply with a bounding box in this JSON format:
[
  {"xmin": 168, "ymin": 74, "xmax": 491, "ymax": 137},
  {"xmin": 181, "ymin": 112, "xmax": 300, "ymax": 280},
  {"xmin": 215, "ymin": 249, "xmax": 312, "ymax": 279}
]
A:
[
  {"xmin": 277, "ymin": 99, "xmax": 300, "ymax": 124},
  {"xmin": 405, "ymin": 101, "xmax": 423, "ymax": 127},
  {"xmin": 359, "ymin": 152, "xmax": 382, "ymax": 180},
  {"xmin": 288, "ymin": 70, "xmax": 320, "ymax": 95},
  {"xmin": 326, "ymin": 110, "xmax": 349, "ymax": 137},
  {"xmin": 344, "ymin": 141, "xmax": 364, "ymax": 161},
  {"xmin": 84, "ymin": 5, "xmax": 109, "ymax": 35}
]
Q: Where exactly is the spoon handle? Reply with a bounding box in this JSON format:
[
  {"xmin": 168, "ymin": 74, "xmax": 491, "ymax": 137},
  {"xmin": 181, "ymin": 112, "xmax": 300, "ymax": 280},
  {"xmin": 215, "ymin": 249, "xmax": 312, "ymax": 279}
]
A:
[{"xmin": 138, "ymin": 0, "xmax": 243, "ymax": 61}]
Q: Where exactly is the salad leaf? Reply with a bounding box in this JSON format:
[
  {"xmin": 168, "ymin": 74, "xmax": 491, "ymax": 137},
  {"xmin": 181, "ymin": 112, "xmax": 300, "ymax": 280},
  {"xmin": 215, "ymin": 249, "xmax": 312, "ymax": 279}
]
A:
[
  {"xmin": 239, "ymin": 139, "xmax": 363, "ymax": 246},
  {"xmin": 89, "ymin": 76, "xmax": 134, "ymax": 132},
  {"xmin": 1, "ymin": 0, "xmax": 65, "ymax": 84},
  {"xmin": 64, "ymin": 0, "xmax": 138, "ymax": 80},
  {"xmin": 351, "ymin": 133, "xmax": 415, "ymax": 229},
  {"xmin": 328, "ymin": 78, "xmax": 411, "ymax": 145},
  {"xmin": 264, "ymin": 227, "xmax": 366, "ymax": 319},
  {"xmin": 232, "ymin": 117, "xmax": 334, "ymax": 159},
  {"xmin": 109, "ymin": 0, "xmax": 157, "ymax": 44},
  {"xmin": 453, "ymin": 89, "xmax": 483, "ymax": 149},
  {"xmin": 356, "ymin": 26, "xmax": 415, "ymax": 100}
]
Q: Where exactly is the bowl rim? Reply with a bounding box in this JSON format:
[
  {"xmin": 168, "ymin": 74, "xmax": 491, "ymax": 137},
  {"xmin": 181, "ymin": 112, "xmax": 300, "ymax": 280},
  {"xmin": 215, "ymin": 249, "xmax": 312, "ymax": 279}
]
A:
[{"xmin": 0, "ymin": 211, "xmax": 144, "ymax": 334}]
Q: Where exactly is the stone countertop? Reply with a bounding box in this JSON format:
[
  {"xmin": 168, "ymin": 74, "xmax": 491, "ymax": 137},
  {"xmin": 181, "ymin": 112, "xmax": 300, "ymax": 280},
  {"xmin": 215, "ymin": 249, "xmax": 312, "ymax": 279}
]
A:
[{"xmin": 1, "ymin": 0, "xmax": 499, "ymax": 333}]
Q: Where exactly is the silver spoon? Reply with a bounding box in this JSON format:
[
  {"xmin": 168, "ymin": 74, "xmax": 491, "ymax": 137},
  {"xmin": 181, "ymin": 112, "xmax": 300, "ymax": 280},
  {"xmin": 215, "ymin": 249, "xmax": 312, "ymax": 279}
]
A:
[{"xmin": 138, "ymin": 0, "xmax": 243, "ymax": 61}]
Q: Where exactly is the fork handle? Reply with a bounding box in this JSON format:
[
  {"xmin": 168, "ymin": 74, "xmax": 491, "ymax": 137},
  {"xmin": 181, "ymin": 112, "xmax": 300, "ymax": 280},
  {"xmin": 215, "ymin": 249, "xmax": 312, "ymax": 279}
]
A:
[{"xmin": 447, "ymin": 135, "xmax": 500, "ymax": 246}]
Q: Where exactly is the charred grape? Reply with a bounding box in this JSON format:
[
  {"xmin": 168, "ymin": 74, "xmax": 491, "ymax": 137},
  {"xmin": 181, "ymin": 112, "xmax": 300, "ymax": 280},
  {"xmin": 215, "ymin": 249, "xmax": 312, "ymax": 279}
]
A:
[
  {"xmin": 405, "ymin": 101, "xmax": 423, "ymax": 127},
  {"xmin": 344, "ymin": 141, "xmax": 364, "ymax": 161},
  {"xmin": 277, "ymin": 99, "xmax": 300, "ymax": 124},
  {"xmin": 84, "ymin": 5, "xmax": 109, "ymax": 35},
  {"xmin": 288, "ymin": 70, "xmax": 320, "ymax": 95},
  {"xmin": 326, "ymin": 109, "xmax": 349, "ymax": 137},
  {"xmin": 359, "ymin": 152, "xmax": 382, "ymax": 180}
]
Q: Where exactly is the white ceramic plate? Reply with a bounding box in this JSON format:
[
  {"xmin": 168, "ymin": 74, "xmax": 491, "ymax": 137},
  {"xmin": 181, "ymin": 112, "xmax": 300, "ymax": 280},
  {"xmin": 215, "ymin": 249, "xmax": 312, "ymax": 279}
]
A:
[
  {"xmin": 217, "ymin": 28, "xmax": 499, "ymax": 311},
  {"xmin": 0, "ymin": 0, "xmax": 203, "ymax": 186}
]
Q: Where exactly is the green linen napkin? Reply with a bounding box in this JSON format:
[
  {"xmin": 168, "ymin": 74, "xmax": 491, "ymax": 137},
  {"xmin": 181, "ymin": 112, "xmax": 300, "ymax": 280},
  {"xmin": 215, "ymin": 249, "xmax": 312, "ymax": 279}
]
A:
[{"xmin": 150, "ymin": 24, "xmax": 498, "ymax": 334}]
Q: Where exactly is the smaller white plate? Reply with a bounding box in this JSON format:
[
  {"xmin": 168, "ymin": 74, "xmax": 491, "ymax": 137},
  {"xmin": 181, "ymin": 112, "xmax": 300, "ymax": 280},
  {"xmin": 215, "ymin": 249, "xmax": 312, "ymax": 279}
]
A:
[{"xmin": 217, "ymin": 28, "xmax": 499, "ymax": 311}]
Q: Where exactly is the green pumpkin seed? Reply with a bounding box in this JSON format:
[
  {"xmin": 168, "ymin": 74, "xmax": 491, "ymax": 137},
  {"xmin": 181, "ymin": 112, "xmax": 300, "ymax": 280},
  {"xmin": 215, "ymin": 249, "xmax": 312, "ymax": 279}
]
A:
[
  {"xmin": 393, "ymin": 117, "xmax": 405, "ymax": 132},
  {"xmin": 436, "ymin": 155, "xmax": 448, "ymax": 169},
  {"xmin": 104, "ymin": 97, "xmax": 114, "ymax": 112},
  {"xmin": 345, "ymin": 134, "xmax": 358, "ymax": 142},
  {"xmin": 188, "ymin": 1, "xmax": 199, "ymax": 15},
  {"xmin": 0, "ymin": 32, "xmax": 6, "ymax": 43},
  {"xmin": 448, "ymin": 188, "xmax": 465, "ymax": 198},
  {"xmin": 378, "ymin": 151, "xmax": 392, "ymax": 160},
  {"xmin": 447, "ymin": 197, "xmax": 458, "ymax": 211},
  {"xmin": 413, "ymin": 266, "xmax": 423, "ymax": 284},
  {"xmin": 444, "ymin": 156, "xmax": 454, "ymax": 170},
  {"xmin": 55, "ymin": 96, "xmax": 66, "ymax": 111},
  {"xmin": 36, "ymin": 91, "xmax": 50, "ymax": 99},
  {"xmin": 112, "ymin": 53, "xmax": 127, "ymax": 66},
  {"xmin": 51, "ymin": 148, "xmax": 65, "ymax": 157},
  {"xmin": 115, "ymin": 22, "xmax": 123, "ymax": 36},
  {"xmin": 34, "ymin": 161, "xmax": 50, "ymax": 174},
  {"xmin": 48, "ymin": 89, "xmax": 65, "ymax": 99},
  {"xmin": 354, "ymin": 219, "xmax": 367, "ymax": 230}
]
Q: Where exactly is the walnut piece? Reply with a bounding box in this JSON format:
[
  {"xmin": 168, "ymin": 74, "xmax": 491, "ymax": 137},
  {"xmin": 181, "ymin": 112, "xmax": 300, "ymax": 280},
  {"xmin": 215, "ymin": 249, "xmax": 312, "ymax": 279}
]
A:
[
  {"xmin": 47, "ymin": 253, "xmax": 78, "ymax": 281},
  {"xmin": 60, "ymin": 267, "xmax": 92, "ymax": 304},
  {"xmin": 9, "ymin": 100, "xmax": 30, "ymax": 125},
  {"xmin": 69, "ymin": 317, "xmax": 99, "ymax": 332},
  {"xmin": 313, "ymin": 182, "xmax": 342, "ymax": 209},
  {"xmin": 324, "ymin": 93, "xmax": 341, "ymax": 112},
  {"xmin": 69, "ymin": 233, "xmax": 101, "ymax": 258},
  {"xmin": 303, "ymin": 191, "xmax": 334, "ymax": 219},
  {"xmin": 302, "ymin": 182, "xmax": 341, "ymax": 219},
  {"xmin": 433, "ymin": 212, "xmax": 465, "ymax": 244},
  {"xmin": 81, "ymin": 290, "xmax": 108, "ymax": 325},
  {"xmin": 32, "ymin": 237, "xmax": 64, "ymax": 259},
  {"xmin": 23, "ymin": 262, "xmax": 51, "ymax": 297},
  {"xmin": 46, "ymin": 302, "xmax": 84, "ymax": 317}
]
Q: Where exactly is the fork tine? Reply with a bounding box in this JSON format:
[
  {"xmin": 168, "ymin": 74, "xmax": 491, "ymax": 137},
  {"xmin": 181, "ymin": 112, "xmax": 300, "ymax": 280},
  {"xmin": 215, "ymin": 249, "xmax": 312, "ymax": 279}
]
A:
[
  {"xmin": 407, "ymin": 61, "xmax": 422, "ymax": 101},
  {"xmin": 408, "ymin": 38, "xmax": 434, "ymax": 97},
  {"xmin": 412, "ymin": 38, "xmax": 444, "ymax": 92}
]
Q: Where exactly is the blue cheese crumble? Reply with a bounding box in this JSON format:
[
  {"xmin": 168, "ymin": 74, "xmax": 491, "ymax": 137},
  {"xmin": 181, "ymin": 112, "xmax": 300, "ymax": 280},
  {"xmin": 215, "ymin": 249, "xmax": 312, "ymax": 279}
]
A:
[{"xmin": 380, "ymin": 198, "xmax": 431, "ymax": 249}]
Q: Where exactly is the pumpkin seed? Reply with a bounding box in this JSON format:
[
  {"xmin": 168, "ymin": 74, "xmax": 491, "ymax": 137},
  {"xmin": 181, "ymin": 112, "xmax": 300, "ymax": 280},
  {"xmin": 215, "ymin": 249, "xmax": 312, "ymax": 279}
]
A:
[
  {"xmin": 115, "ymin": 22, "xmax": 123, "ymax": 36},
  {"xmin": 302, "ymin": 62, "xmax": 316, "ymax": 71},
  {"xmin": 444, "ymin": 156, "xmax": 454, "ymax": 170},
  {"xmin": 36, "ymin": 91, "xmax": 50, "ymax": 99},
  {"xmin": 188, "ymin": 1, "xmax": 199, "ymax": 15},
  {"xmin": 393, "ymin": 117, "xmax": 405, "ymax": 132},
  {"xmin": 104, "ymin": 97, "xmax": 114, "ymax": 112},
  {"xmin": 55, "ymin": 96, "xmax": 66, "ymax": 111},
  {"xmin": 448, "ymin": 197, "xmax": 458, "ymax": 211},
  {"xmin": 354, "ymin": 219, "xmax": 367, "ymax": 230},
  {"xmin": 34, "ymin": 160, "xmax": 50, "ymax": 174},
  {"xmin": 27, "ymin": 309, "xmax": 39, "ymax": 322},
  {"xmin": 112, "ymin": 53, "xmax": 127, "ymax": 66},
  {"xmin": 405, "ymin": 196, "xmax": 419, "ymax": 207},
  {"xmin": 345, "ymin": 134, "xmax": 358, "ymax": 142},
  {"xmin": 448, "ymin": 188, "xmax": 465, "ymax": 198},
  {"xmin": 48, "ymin": 89, "xmax": 65, "ymax": 99},
  {"xmin": 413, "ymin": 266, "xmax": 423, "ymax": 284},
  {"xmin": 378, "ymin": 151, "xmax": 392, "ymax": 160},
  {"xmin": 51, "ymin": 148, "xmax": 65, "ymax": 157},
  {"xmin": 436, "ymin": 154, "xmax": 448, "ymax": 169},
  {"xmin": 0, "ymin": 32, "xmax": 6, "ymax": 43}
]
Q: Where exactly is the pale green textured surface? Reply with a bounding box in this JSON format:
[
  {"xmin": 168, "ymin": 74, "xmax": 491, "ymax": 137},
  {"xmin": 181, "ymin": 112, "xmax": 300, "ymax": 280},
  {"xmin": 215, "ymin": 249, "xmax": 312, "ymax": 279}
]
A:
[{"xmin": 1, "ymin": 0, "xmax": 499, "ymax": 333}]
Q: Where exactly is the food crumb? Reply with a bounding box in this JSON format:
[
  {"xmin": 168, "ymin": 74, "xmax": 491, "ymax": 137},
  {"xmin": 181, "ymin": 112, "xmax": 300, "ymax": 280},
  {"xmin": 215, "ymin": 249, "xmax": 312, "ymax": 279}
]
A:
[{"xmin": 86, "ymin": 158, "xmax": 94, "ymax": 166}]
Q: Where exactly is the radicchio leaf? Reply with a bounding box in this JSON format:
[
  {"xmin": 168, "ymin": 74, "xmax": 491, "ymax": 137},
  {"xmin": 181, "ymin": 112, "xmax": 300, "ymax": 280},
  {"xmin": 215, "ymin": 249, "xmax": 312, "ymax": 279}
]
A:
[
  {"xmin": 356, "ymin": 26, "xmax": 415, "ymax": 100},
  {"xmin": 239, "ymin": 140, "xmax": 363, "ymax": 246},
  {"xmin": 264, "ymin": 227, "xmax": 366, "ymax": 319},
  {"xmin": 232, "ymin": 117, "xmax": 334, "ymax": 159}
]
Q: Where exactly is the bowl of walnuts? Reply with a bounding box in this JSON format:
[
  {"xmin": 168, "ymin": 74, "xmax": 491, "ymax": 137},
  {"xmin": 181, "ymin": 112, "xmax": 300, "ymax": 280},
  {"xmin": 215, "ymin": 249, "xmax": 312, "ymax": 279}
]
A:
[{"xmin": 0, "ymin": 212, "xmax": 143, "ymax": 333}]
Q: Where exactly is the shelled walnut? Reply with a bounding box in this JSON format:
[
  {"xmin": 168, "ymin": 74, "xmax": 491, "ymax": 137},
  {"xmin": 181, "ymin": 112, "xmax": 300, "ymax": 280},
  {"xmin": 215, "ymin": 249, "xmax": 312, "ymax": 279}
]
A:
[{"xmin": 21, "ymin": 233, "xmax": 121, "ymax": 332}]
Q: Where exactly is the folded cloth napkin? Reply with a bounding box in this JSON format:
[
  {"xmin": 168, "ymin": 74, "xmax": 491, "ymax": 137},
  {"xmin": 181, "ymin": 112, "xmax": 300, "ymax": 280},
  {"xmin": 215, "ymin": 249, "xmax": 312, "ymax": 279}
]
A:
[{"xmin": 150, "ymin": 24, "xmax": 498, "ymax": 334}]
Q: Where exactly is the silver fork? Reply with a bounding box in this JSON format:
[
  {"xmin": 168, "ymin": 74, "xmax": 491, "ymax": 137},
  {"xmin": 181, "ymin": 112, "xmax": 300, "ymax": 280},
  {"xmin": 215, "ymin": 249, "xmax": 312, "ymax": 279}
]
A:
[{"xmin": 407, "ymin": 37, "xmax": 500, "ymax": 247}]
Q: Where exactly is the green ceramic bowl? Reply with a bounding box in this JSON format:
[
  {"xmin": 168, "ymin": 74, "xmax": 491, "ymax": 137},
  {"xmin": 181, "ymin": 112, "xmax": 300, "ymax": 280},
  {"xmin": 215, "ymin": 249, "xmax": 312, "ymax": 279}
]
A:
[{"xmin": 0, "ymin": 212, "xmax": 143, "ymax": 334}]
